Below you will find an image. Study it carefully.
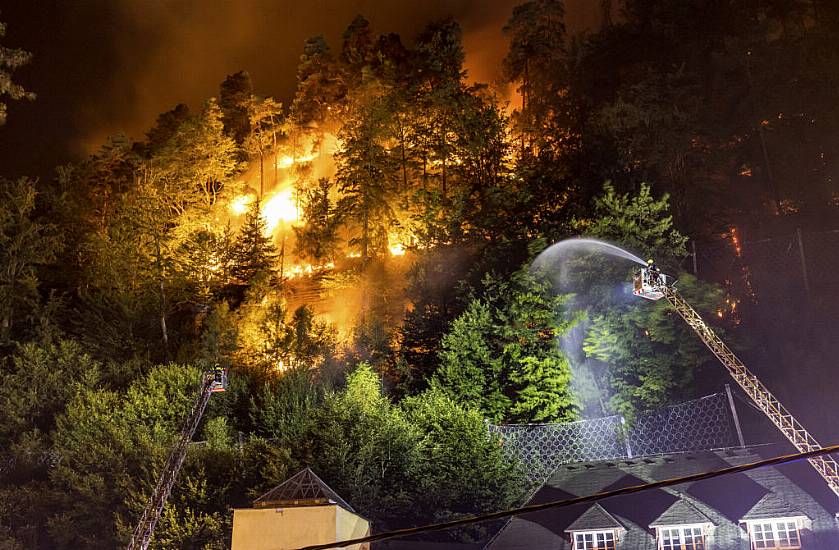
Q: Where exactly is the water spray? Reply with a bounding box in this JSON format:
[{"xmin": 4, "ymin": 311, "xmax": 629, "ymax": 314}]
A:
[{"xmin": 530, "ymin": 237, "xmax": 647, "ymax": 416}]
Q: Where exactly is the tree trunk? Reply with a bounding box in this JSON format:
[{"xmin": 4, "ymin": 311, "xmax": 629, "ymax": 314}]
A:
[
  {"xmin": 155, "ymin": 238, "xmax": 169, "ymax": 360},
  {"xmin": 159, "ymin": 279, "xmax": 169, "ymax": 359},
  {"xmin": 259, "ymin": 152, "xmax": 264, "ymax": 198},
  {"xmin": 745, "ymin": 52, "xmax": 781, "ymax": 214},
  {"xmin": 362, "ymin": 206, "xmax": 369, "ymax": 265},
  {"xmin": 279, "ymin": 232, "xmax": 285, "ymax": 283},
  {"xmin": 442, "ymin": 156, "xmax": 447, "ymax": 201}
]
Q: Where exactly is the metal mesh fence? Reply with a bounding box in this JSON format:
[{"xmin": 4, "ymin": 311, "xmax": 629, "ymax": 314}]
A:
[{"xmin": 489, "ymin": 392, "xmax": 738, "ymax": 483}]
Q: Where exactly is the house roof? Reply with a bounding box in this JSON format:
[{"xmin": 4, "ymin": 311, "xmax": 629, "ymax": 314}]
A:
[
  {"xmin": 253, "ymin": 467, "xmax": 355, "ymax": 512},
  {"xmin": 485, "ymin": 446, "xmax": 839, "ymax": 550},
  {"xmin": 565, "ymin": 504, "xmax": 623, "ymax": 532},
  {"xmin": 740, "ymin": 492, "xmax": 805, "ymax": 522},
  {"xmin": 650, "ymin": 499, "xmax": 712, "ymax": 527}
]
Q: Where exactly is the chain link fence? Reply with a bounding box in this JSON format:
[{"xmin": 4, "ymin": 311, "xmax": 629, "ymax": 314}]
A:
[{"xmin": 489, "ymin": 391, "xmax": 738, "ymax": 483}]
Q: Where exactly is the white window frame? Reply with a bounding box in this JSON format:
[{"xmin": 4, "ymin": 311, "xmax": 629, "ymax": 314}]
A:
[
  {"xmin": 743, "ymin": 517, "xmax": 805, "ymax": 549},
  {"xmin": 655, "ymin": 523, "xmax": 709, "ymax": 550},
  {"xmin": 571, "ymin": 529, "xmax": 618, "ymax": 550}
]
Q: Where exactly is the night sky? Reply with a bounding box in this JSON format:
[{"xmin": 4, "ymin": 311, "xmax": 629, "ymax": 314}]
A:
[{"xmin": 0, "ymin": 0, "xmax": 601, "ymax": 180}]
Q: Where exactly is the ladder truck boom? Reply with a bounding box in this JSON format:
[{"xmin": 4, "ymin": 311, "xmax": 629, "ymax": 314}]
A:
[
  {"xmin": 126, "ymin": 368, "xmax": 228, "ymax": 550},
  {"xmin": 634, "ymin": 265, "xmax": 839, "ymax": 498}
]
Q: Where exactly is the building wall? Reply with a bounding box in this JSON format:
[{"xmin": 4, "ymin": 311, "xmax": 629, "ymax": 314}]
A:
[
  {"xmin": 336, "ymin": 506, "xmax": 371, "ymax": 550},
  {"xmin": 232, "ymin": 504, "xmax": 370, "ymax": 550}
]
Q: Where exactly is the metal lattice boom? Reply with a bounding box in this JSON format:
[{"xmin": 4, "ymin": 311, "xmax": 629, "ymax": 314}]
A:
[
  {"xmin": 126, "ymin": 377, "xmax": 213, "ymax": 550},
  {"xmin": 660, "ymin": 284, "xmax": 839, "ymax": 498}
]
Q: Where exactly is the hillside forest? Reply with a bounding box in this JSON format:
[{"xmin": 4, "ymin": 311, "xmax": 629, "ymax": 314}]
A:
[{"xmin": 1, "ymin": 1, "xmax": 839, "ymax": 548}]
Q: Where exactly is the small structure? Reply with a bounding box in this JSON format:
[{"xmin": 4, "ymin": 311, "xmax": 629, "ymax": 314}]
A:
[{"xmin": 232, "ymin": 468, "xmax": 370, "ymax": 550}]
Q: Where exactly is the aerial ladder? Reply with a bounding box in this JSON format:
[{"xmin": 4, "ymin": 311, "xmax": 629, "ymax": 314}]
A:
[
  {"xmin": 633, "ymin": 264, "xmax": 839, "ymax": 498},
  {"xmin": 126, "ymin": 367, "xmax": 228, "ymax": 550}
]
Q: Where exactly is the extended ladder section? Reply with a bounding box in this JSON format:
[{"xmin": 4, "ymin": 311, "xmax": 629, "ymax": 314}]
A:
[
  {"xmin": 659, "ymin": 284, "xmax": 839, "ymax": 498},
  {"xmin": 126, "ymin": 376, "xmax": 214, "ymax": 550}
]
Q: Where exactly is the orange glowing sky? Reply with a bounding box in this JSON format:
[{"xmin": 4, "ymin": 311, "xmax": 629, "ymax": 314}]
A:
[{"xmin": 0, "ymin": 0, "xmax": 604, "ymax": 178}]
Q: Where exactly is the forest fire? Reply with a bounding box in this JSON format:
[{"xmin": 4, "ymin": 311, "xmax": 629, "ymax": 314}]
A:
[
  {"xmin": 388, "ymin": 242, "xmax": 406, "ymax": 256},
  {"xmin": 2, "ymin": 3, "xmax": 838, "ymax": 549},
  {"xmin": 261, "ymin": 189, "xmax": 298, "ymax": 234},
  {"xmin": 229, "ymin": 194, "xmax": 253, "ymax": 215},
  {"xmin": 284, "ymin": 261, "xmax": 335, "ymax": 279},
  {"xmin": 276, "ymin": 152, "xmax": 317, "ymax": 169}
]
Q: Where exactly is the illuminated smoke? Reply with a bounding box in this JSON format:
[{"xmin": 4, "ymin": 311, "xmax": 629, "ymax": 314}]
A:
[{"xmin": 74, "ymin": 1, "xmax": 603, "ymax": 156}]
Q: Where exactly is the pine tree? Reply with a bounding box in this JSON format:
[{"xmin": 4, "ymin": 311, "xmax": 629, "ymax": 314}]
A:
[
  {"xmin": 413, "ymin": 19, "xmax": 467, "ymax": 202},
  {"xmin": 0, "ymin": 178, "xmax": 61, "ymax": 345},
  {"xmin": 143, "ymin": 103, "xmax": 190, "ymax": 157},
  {"xmin": 335, "ymin": 99, "xmax": 396, "ymax": 263},
  {"xmin": 0, "ymin": 18, "xmax": 36, "ymax": 125},
  {"xmin": 230, "ymin": 199, "xmax": 277, "ymax": 285},
  {"xmin": 293, "ymin": 178, "xmax": 341, "ymax": 263},
  {"xmin": 502, "ymin": 0, "xmax": 568, "ymax": 156},
  {"xmin": 218, "ymin": 70, "xmax": 253, "ymax": 145},
  {"xmin": 435, "ymin": 268, "xmax": 577, "ymax": 423},
  {"xmin": 291, "ymin": 35, "xmax": 345, "ymax": 126},
  {"xmin": 341, "ymin": 15, "xmax": 374, "ymax": 69}
]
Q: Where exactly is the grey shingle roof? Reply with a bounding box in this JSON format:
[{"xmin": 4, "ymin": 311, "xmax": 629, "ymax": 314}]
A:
[
  {"xmin": 565, "ymin": 504, "xmax": 623, "ymax": 532},
  {"xmin": 485, "ymin": 446, "xmax": 839, "ymax": 550},
  {"xmin": 253, "ymin": 467, "xmax": 355, "ymax": 512},
  {"xmin": 649, "ymin": 499, "xmax": 711, "ymax": 527},
  {"xmin": 740, "ymin": 492, "xmax": 804, "ymax": 521}
]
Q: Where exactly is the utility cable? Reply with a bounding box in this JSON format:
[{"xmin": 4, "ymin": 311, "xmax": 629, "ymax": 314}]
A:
[{"xmin": 293, "ymin": 443, "xmax": 839, "ymax": 550}]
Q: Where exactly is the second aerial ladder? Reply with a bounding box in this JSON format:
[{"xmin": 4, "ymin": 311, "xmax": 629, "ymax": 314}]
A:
[
  {"xmin": 126, "ymin": 368, "xmax": 228, "ymax": 550},
  {"xmin": 633, "ymin": 265, "xmax": 839, "ymax": 498}
]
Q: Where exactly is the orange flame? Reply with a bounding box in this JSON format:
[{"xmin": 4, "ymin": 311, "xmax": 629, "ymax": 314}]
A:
[{"xmin": 261, "ymin": 190, "xmax": 298, "ymax": 235}]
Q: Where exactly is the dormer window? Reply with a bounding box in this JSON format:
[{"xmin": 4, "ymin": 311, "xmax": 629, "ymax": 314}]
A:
[
  {"xmin": 656, "ymin": 525, "xmax": 706, "ymax": 550},
  {"xmin": 566, "ymin": 504, "xmax": 624, "ymax": 549},
  {"xmin": 573, "ymin": 530, "xmax": 617, "ymax": 550},
  {"xmin": 744, "ymin": 518, "xmax": 802, "ymax": 549}
]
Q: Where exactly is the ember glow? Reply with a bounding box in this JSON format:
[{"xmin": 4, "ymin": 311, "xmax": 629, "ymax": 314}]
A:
[
  {"xmin": 284, "ymin": 261, "xmax": 336, "ymax": 279},
  {"xmin": 276, "ymin": 152, "xmax": 317, "ymax": 169}
]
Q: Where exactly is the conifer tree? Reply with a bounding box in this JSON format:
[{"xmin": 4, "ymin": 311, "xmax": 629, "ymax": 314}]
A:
[
  {"xmin": 435, "ymin": 268, "xmax": 577, "ymax": 423},
  {"xmin": 219, "ymin": 70, "xmax": 253, "ymax": 145},
  {"xmin": 292, "ymin": 35, "xmax": 345, "ymax": 126},
  {"xmin": 0, "ymin": 18, "xmax": 35, "ymax": 125},
  {"xmin": 503, "ymin": 0, "xmax": 568, "ymax": 156},
  {"xmin": 293, "ymin": 178, "xmax": 340, "ymax": 263},
  {"xmin": 576, "ymin": 183, "xmax": 725, "ymax": 417},
  {"xmin": 0, "ymin": 178, "xmax": 60, "ymax": 345},
  {"xmin": 335, "ymin": 99, "xmax": 396, "ymax": 263},
  {"xmin": 230, "ymin": 199, "xmax": 277, "ymax": 285}
]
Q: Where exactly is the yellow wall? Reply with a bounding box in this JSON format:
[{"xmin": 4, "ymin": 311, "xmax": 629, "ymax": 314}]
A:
[
  {"xmin": 336, "ymin": 506, "xmax": 371, "ymax": 550},
  {"xmin": 232, "ymin": 504, "xmax": 370, "ymax": 550}
]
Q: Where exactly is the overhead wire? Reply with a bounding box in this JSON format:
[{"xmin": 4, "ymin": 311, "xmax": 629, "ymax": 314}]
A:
[{"xmin": 293, "ymin": 443, "xmax": 839, "ymax": 550}]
